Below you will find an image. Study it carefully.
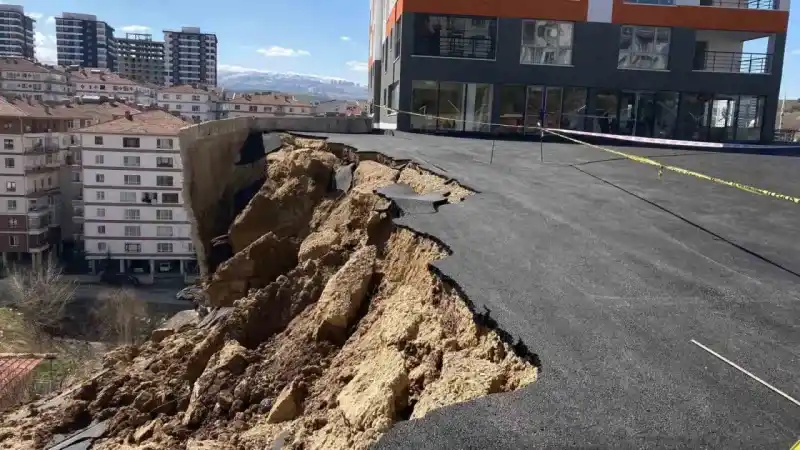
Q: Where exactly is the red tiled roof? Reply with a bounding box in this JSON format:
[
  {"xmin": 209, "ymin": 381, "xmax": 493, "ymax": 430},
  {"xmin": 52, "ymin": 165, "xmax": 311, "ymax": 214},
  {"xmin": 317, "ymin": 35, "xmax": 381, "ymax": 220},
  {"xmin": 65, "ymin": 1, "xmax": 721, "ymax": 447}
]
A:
[{"xmin": 0, "ymin": 357, "xmax": 42, "ymax": 393}]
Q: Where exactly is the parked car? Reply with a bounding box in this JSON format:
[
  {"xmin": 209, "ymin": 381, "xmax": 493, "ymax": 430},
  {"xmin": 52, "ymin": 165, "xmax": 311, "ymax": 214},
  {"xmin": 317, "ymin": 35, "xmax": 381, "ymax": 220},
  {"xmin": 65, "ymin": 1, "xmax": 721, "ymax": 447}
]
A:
[{"xmin": 99, "ymin": 271, "xmax": 141, "ymax": 286}]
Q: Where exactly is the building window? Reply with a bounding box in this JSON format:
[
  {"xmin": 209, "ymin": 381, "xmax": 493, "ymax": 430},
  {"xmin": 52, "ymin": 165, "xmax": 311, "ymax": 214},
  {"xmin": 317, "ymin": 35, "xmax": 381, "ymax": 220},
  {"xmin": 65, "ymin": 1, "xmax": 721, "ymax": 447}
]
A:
[
  {"xmin": 521, "ymin": 21, "xmax": 573, "ymax": 66},
  {"xmin": 124, "ymin": 243, "xmax": 142, "ymax": 253},
  {"xmin": 192, "ymin": 95, "xmax": 200, "ymax": 101},
  {"xmin": 409, "ymin": 80, "xmax": 493, "ymax": 133},
  {"xmin": 176, "ymin": 104, "xmax": 182, "ymax": 110},
  {"xmin": 120, "ymin": 191, "xmax": 136, "ymax": 202},
  {"xmin": 157, "ymin": 139, "xmax": 173, "ymax": 149},
  {"xmin": 124, "ymin": 175, "xmax": 141, "ymax": 185},
  {"xmin": 95, "ymin": 173, "xmax": 104, "ymax": 183},
  {"xmin": 618, "ymin": 25, "xmax": 671, "ymax": 70},
  {"xmin": 156, "ymin": 176, "xmax": 174, "ymax": 186},
  {"xmin": 156, "ymin": 157, "xmax": 174, "ymax": 168},
  {"xmin": 163, "ymin": 94, "xmax": 170, "ymax": 99},
  {"xmin": 124, "ymin": 225, "xmax": 141, "ymax": 236},
  {"xmin": 156, "ymin": 226, "xmax": 173, "ymax": 237},
  {"xmin": 6, "ymin": 181, "xmax": 16, "ymax": 192},
  {"xmin": 156, "ymin": 209, "xmax": 173, "ymax": 220},
  {"xmin": 10, "ymin": 236, "xmax": 18, "ymax": 247},
  {"xmin": 7, "ymin": 200, "xmax": 16, "ymax": 210},
  {"xmin": 192, "ymin": 105, "xmax": 200, "ymax": 112},
  {"xmin": 234, "ymin": 105, "xmax": 241, "ymax": 110},
  {"xmin": 249, "ymin": 106, "xmax": 257, "ymax": 112},
  {"xmin": 9, "ymin": 218, "xmax": 17, "ymax": 228},
  {"xmin": 96, "ymin": 208, "xmax": 106, "ymax": 217},
  {"xmin": 94, "ymin": 136, "xmax": 103, "ymax": 145},
  {"xmin": 95, "ymin": 154, "xmax": 104, "ymax": 164},
  {"xmin": 123, "ymin": 137, "xmax": 140, "ymax": 148},
  {"xmin": 4, "ymin": 139, "xmax": 13, "ymax": 150},
  {"xmin": 124, "ymin": 209, "xmax": 140, "ymax": 220},
  {"xmin": 176, "ymin": 95, "xmax": 182, "ymax": 100},
  {"xmin": 162, "ymin": 193, "xmax": 179, "ymax": 203},
  {"xmin": 123, "ymin": 156, "xmax": 141, "ymax": 166},
  {"xmin": 72, "ymin": 171, "xmax": 81, "ymax": 182},
  {"xmin": 98, "ymin": 242, "xmax": 107, "ymax": 251},
  {"xmin": 96, "ymin": 191, "xmax": 105, "ymax": 200},
  {"xmin": 157, "ymin": 243, "xmax": 173, "ymax": 253},
  {"xmin": 98, "ymin": 225, "xmax": 106, "ymax": 234},
  {"xmin": 393, "ymin": 18, "xmax": 402, "ymax": 60},
  {"xmin": 4, "ymin": 158, "xmax": 13, "ymax": 168},
  {"xmin": 412, "ymin": 14, "xmax": 497, "ymax": 60}
]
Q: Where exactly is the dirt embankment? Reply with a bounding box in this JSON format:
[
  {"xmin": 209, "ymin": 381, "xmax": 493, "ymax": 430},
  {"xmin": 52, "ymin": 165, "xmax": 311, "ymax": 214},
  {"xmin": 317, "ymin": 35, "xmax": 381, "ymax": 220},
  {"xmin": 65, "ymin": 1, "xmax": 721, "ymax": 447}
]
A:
[{"xmin": 0, "ymin": 135, "xmax": 537, "ymax": 450}]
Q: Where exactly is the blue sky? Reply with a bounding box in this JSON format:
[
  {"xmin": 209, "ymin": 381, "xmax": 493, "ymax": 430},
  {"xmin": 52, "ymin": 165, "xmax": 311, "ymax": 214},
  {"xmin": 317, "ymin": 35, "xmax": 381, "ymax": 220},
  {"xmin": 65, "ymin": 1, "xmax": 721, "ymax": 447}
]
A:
[
  {"xmin": 14, "ymin": 0, "xmax": 800, "ymax": 96},
  {"xmin": 19, "ymin": 0, "xmax": 370, "ymax": 83}
]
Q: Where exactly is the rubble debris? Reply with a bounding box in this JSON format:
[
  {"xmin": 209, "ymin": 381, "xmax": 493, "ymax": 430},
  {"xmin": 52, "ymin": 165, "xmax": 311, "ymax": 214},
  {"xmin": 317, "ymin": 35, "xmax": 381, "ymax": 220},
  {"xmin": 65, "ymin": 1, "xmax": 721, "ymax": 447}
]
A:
[{"xmin": 0, "ymin": 136, "xmax": 536, "ymax": 450}]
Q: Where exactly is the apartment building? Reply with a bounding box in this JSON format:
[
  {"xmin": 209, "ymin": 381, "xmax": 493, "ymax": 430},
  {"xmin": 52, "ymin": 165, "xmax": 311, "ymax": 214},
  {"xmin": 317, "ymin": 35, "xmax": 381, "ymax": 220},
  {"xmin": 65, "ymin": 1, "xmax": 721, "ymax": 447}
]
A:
[
  {"xmin": 55, "ymin": 13, "xmax": 117, "ymax": 71},
  {"xmin": 0, "ymin": 4, "xmax": 35, "ymax": 60},
  {"xmin": 370, "ymin": 0, "xmax": 790, "ymax": 143},
  {"xmin": 117, "ymin": 33, "xmax": 165, "ymax": 86},
  {"xmin": 68, "ymin": 67, "xmax": 155, "ymax": 104},
  {"xmin": 220, "ymin": 92, "xmax": 314, "ymax": 119},
  {"xmin": 77, "ymin": 109, "xmax": 195, "ymax": 276},
  {"xmin": 315, "ymin": 99, "xmax": 365, "ymax": 117},
  {"xmin": 156, "ymin": 84, "xmax": 220, "ymax": 122},
  {"xmin": 0, "ymin": 58, "xmax": 72, "ymax": 102},
  {"xmin": 0, "ymin": 97, "xmax": 71, "ymax": 269},
  {"xmin": 163, "ymin": 27, "xmax": 218, "ymax": 87}
]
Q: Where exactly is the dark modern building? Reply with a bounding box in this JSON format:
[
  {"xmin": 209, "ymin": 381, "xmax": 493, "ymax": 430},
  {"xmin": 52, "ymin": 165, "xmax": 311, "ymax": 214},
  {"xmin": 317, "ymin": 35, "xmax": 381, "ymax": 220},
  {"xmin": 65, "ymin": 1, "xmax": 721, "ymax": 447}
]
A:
[
  {"xmin": 369, "ymin": 0, "xmax": 790, "ymax": 143},
  {"xmin": 0, "ymin": 4, "xmax": 35, "ymax": 60},
  {"xmin": 117, "ymin": 33, "xmax": 165, "ymax": 86},
  {"xmin": 55, "ymin": 12, "xmax": 117, "ymax": 71},
  {"xmin": 163, "ymin": 27, "xmax": 217, "ymax": 87}
]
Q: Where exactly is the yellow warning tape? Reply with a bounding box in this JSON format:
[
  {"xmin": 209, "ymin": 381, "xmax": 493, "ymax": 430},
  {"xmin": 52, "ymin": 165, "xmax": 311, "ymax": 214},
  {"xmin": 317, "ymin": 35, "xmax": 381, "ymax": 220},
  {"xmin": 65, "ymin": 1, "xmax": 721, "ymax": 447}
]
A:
[
  {"xmin": 791, "ymin": 440, "xmax": 800, "ymax": 450},
  {"xmin": 377, "ymin": 105, "xmax": 800, "ymax": 205}
]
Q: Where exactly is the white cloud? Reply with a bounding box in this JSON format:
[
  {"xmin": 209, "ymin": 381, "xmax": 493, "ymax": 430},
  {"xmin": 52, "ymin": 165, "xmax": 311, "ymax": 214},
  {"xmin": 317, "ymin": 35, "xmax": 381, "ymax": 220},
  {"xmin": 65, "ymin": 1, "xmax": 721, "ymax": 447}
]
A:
[
  {"xmin": 256, "ymin": 46, "xmax": 311, "ymax": 57},
  {"xmin": 346, "ymin": 61, "xmax": 368, "ymax": 72},
  {"xmin": 120, "ymin": 25, "xmax": 150, "ymax": 33},
  {"xmin": 45, "ymin": 16, "xmax": 55, "ymax": 24},
  {"xmin": 340, "ymin": 36, "xmax": 351, "ymax": 41},
  {"xmin": 28, "ymin": 12, "xmax": 43, "ymax": 20},
  {"xmin": 35, "ymin": 31, "xmax": 57, "ymax": 64}
]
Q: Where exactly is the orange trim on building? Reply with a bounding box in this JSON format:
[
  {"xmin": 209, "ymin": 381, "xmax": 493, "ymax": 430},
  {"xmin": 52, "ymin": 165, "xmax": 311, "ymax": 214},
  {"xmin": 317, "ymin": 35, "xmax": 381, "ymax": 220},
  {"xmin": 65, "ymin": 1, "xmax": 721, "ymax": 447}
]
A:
[
  {"xmin": 398, "ymin": 0, "xmax": 588, "ymax": 22},
  {"xmin": 611, "ymin": 0, "xmax": 788, "ymax": 33},
  {"xmin": 385, "ymin": 0, "xmax": 404, "ymax": 38}
]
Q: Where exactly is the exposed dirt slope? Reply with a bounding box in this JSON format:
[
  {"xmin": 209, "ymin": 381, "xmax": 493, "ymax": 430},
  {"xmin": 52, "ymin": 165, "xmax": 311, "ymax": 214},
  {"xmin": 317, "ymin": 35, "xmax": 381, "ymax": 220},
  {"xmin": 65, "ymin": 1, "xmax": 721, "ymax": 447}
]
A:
[{"xmin": 0, "ymin": 136, "xmax": 537, "ymax": 450}]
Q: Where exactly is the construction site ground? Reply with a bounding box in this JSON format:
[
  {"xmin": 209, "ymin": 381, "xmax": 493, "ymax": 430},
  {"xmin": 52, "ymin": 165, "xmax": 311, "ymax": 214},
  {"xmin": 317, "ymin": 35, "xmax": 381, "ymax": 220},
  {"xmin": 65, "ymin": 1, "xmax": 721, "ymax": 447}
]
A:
[{"xmin": 302, "ymin": 132, "xmax": 800, "ymax": 449}]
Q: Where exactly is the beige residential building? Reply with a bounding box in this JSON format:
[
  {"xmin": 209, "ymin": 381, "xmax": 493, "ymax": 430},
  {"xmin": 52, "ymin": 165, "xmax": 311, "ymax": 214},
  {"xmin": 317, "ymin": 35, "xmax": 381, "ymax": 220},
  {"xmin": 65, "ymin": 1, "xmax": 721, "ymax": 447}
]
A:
[
  {"xmin": 220, "ymin": 92, "xmax": 314, "ymax": 119},
  {"xmin": 68, "ymin": 68, "xmax": 156, "ymax": 105},
  {"xmin": 156, "ymin": 84, "xmax": 221, "ymax": 123},
  {"xmin": 0, "ymin": 58, "xmax": 73, "ymax": 102}
]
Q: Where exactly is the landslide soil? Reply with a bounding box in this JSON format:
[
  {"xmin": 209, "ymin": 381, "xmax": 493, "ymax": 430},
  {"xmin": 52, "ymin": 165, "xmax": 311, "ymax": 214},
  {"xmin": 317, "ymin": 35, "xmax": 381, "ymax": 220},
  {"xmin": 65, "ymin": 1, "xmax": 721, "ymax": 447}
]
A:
[{"xmin": 0, "ymin": 135, "xmax": 537, "ymax": 450}]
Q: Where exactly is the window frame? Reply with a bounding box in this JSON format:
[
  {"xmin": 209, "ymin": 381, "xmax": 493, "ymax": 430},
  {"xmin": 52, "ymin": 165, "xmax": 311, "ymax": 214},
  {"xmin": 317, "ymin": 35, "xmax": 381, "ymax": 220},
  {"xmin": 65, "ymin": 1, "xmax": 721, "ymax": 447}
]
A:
[
  {"xmin": 411, "ymin": 14, "xmax": 499, "ymax": 61},
  {"xmin": 617, "ymin": 25, "xmax": 671, "ymax": 71},
  {"xmin": 122, "ymin": 137, "xmax": 140, "ymax": 148},
  {"xmin": 520, "ymin": 20, "xmax": 574, "ymax": 66}
]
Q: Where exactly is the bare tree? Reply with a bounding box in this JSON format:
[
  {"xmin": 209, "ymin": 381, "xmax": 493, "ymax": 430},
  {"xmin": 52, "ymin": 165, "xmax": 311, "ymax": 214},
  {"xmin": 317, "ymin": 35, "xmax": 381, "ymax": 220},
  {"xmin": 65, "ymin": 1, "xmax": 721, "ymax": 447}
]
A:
[
  {"xmin": 4, "ymin": 264, "xmax": 77, "ymax": 349},
  {"xmin": 93, "ymin": 288, "xmax": 153, "ymax": 346}
]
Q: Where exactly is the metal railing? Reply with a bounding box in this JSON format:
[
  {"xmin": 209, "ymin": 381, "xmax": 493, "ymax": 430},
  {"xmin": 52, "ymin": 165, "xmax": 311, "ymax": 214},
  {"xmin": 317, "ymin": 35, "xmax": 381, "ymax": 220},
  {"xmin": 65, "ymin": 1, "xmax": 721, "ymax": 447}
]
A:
[
  {"xmin": 414, "ymin": 36, "xmax": 496, "ymax": 60},
  {"xmin": 700, "ymin": 0, "xmax": 777, "ymax": 9},
  {"xmin": 694, "ymin": 51, "xmax": 772, "ymax": 74}
]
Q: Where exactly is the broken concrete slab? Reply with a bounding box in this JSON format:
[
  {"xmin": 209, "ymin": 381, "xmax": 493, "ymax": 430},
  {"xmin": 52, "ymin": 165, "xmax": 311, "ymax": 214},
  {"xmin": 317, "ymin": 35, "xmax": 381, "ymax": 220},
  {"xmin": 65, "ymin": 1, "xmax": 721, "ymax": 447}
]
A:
[{"xmin": 376, "ymin": 183, "xmax": 448, "ymax": 215}]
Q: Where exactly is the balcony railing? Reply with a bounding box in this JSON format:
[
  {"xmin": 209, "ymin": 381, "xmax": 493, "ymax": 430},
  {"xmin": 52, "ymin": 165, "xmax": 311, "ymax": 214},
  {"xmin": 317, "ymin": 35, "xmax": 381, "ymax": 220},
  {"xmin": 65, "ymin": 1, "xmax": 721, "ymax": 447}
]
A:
[
  {"xmin": 414, "ymin": 36, "xmax": 496, "ymax": 60},
  {"xmin": 700, "ymin": 0, "xmax": 777, "ymax": 9},
  {"xmin": 694, "ymin": 51, "xmax": 772, "ymax": 74},
  {"xmin": 626, "ymin": 0, "xmax": 777, "ymax": 8},
  {"xmin": 24, "ymin": 138, "xmax": 61, "ymax": 154}
]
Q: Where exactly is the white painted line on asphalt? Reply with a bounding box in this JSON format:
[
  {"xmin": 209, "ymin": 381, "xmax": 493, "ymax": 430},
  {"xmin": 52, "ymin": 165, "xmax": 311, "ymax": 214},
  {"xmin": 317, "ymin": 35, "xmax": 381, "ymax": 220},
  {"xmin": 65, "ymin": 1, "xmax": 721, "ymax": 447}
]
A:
[{"xmin": 691, "ymin": 339, "xmax": 800, "ymax": 408}]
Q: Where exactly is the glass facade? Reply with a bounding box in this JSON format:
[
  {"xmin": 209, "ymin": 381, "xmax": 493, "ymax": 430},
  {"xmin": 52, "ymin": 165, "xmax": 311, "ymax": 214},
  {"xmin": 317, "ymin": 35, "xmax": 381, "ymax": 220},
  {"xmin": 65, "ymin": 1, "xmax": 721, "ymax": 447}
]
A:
[
  {"xmin": 410, "ymin": 81, "xmax": 494, "ymax": 132},
  {"xmin": 410, "ymin": 80, "xmax": 765, "ymax": 142}
]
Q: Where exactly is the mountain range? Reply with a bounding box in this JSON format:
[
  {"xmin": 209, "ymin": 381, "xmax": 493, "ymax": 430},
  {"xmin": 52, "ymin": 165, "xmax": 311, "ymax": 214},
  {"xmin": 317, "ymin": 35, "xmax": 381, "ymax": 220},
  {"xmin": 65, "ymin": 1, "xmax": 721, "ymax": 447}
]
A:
[{"xmin": 217, "ymin": 67, "xmax": 369, "ymax": 101}]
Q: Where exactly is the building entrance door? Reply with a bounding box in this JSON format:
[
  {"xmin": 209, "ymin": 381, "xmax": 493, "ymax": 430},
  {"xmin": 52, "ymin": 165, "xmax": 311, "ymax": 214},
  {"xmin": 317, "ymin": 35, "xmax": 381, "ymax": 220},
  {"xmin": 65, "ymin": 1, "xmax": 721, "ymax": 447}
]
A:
[{"xmin": 618, "ymin": 91, "xmax": 657, "ymax": 137}]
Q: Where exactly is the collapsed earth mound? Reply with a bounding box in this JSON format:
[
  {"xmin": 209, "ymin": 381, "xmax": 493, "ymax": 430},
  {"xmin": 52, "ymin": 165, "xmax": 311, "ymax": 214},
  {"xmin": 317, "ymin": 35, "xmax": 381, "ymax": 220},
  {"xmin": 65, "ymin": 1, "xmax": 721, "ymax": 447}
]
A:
[{"xmin": 0, "ymin": 136, "xmax": 537, "ymax": 450}]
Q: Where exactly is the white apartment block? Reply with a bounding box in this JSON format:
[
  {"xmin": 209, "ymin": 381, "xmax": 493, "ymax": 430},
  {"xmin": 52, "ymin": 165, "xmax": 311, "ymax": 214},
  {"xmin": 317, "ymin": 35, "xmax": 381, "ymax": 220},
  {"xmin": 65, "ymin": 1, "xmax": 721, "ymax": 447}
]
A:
[
  {"xmin": 220, "ymin": 92, "xmax": 314, "ymax": 119},
  {"xmin": 78, "ymin": 109, "xmax": 195, "ymax": 277},
  {"xmin": 0, "ymin": 5, "xmax": 35, "ymax": 59},
  {"xmin": 68, "ymin": 68, "xmax": 155, "ymax": 104},
  {"xmin": 163, "ymin": 27, "xmax": 217, "ymax": 87},
  {"xmin": 157, "ymin": 84, "xmax": 220, "ymax": 122},
  {"xmin": 0, "ymin": 58, "xmax": 72, "ymax": 102}
]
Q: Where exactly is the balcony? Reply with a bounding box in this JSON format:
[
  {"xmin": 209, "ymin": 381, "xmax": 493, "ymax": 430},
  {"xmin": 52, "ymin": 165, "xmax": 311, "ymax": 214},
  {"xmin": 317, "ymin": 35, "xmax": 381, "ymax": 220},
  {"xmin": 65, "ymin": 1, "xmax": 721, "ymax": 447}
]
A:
[
  {"xmin": 615, "ymin": 0, "xmax": 788, "ymax": 33},
  {"xmin": 24, "ymin": 138, "xmax": 61, "ymax": 154},
  {"xmin": 698, "ymin": 0, "xmax": 777, "ymax": 9},
  {"xmin": 694, "ymin": 50, "xmax": 772, "ymax": 73}
]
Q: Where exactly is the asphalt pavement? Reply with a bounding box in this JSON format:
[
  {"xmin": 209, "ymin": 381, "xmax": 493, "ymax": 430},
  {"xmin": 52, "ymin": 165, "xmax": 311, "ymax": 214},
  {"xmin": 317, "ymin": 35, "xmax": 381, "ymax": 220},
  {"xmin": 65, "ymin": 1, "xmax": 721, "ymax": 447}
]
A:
[{"xmin": 311, "ymin": 132, "xmax": 800, "ymax": 449}]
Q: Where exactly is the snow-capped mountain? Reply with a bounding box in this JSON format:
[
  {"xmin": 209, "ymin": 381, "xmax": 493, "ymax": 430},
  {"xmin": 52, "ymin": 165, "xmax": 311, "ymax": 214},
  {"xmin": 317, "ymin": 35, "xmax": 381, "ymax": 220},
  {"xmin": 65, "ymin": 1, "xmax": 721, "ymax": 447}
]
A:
[{"xmin": 218, "ymin": 66, "xmax": 369, "ymax": 101}]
